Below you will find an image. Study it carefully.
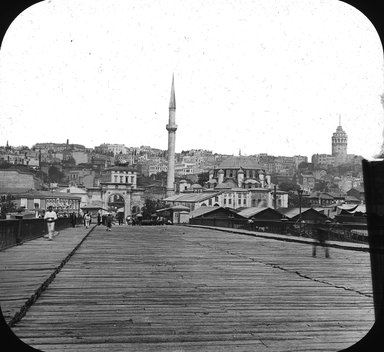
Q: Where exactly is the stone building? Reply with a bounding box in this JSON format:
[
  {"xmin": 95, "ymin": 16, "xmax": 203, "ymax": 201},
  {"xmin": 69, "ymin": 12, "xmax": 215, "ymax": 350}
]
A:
[
  {"xmin": 85, "ymin": 166, "xmax": 144, "ymax": 219},
  {"xmin": 0, "ymin": 169, "xmax": 42, "ymax": 192},
  {"xmin": 9, "ymin": 190, "xmax": 81, "ymax": 217},
  {"xmin": 332, "ymin": 122, "xmax": 348, "ymax": 165},
  {"xmin": 208, "ymin": 155, "xmax": 270, "ymax": 189}
]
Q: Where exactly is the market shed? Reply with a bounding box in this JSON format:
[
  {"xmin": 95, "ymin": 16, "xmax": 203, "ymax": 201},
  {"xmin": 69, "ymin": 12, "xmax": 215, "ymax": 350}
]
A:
[
  {"xmin": 277, "ymin": 207, "xmax": 329, "ymax": 223},
  {"xmin": 237, "ymin": 206, "xmax": 283, "ymax": 220},
  {"xmin": 189, "ymin": 206, "xmax": 246, "ymax": 228},
  {"xmin": 156, "ymin": 205, "xmax": 190, "ymax": 224}
]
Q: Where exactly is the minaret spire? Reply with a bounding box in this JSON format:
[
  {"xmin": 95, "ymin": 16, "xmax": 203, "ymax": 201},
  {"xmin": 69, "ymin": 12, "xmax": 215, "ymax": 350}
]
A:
[
  {"xmin": 166, "ymin": 74, "xmax": 178, "ymax": 197},
  {"xmin": 339, "ymin": 114, "xmax": 341, "ymax": 126},
  {"xmin": 169, "ymin": 73, "xmax": 176, "ymax": 110}
]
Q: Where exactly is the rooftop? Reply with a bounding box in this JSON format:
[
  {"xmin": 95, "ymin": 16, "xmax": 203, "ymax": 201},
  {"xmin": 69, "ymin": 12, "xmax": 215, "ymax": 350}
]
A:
[{"xmin": 217, "ymin": 156, "xmax": 261, "ymax": 170}]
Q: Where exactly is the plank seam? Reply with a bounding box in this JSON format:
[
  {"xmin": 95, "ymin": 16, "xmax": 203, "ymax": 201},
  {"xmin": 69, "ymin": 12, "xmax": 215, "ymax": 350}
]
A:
[
  {"xmin": 8, "ymin": 226, "xmax": 97, "ymax": 328},
  {"xmin": 186, "ymin": 225, "xmax": 369, "ymax": 252},
  {"xmin": 186, "ymin": 238, "xmax": 373, "ymax": 300}
]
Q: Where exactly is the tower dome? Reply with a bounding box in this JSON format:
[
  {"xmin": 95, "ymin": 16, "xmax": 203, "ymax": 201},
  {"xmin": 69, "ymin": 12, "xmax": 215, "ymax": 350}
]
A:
[{"xmin": 331, "ymin": 121, "xmax": 348, "ymax": 164}]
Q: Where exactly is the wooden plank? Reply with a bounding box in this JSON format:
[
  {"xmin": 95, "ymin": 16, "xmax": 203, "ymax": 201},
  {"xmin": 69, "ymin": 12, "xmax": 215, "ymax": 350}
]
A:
[{"xmin": 2, "ymin": 225, "xmax": 375, "ymax": 351}]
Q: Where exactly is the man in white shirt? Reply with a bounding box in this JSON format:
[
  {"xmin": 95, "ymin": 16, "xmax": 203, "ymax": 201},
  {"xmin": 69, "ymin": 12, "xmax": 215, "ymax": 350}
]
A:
[
  {"xmin": 84, "ymin": 212, "xmax": 91, "ymax": 228},
  {"xmin": 44, "ymin": 206, "xmax": 57, "ymax": 241}
]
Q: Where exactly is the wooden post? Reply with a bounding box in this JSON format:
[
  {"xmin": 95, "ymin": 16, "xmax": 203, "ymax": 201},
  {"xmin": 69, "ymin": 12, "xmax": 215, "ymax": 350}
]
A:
[
  {"xmin": 362, "ymin": 159, "xmax": 384, "ymax": 320},
  {"xmin": 16, "ymin": 218, "xmax": 22, "ymax": 245}
]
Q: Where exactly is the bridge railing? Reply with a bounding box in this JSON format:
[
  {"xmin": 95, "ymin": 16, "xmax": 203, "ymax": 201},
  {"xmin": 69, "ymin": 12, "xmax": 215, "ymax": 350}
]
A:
[
  {"xmin": 0, "ymin": 217, "xmax": 82, "ymax": 250},
  {"xmin": 189, "ymin": 217, "xmax": 368, "ymax": 244}
]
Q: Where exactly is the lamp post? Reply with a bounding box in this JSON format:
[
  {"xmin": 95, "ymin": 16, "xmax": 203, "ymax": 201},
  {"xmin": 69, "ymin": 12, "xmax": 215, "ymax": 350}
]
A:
[{"xmin": 297, "ymin": 188, "xmax": 303, "ymax": 235}]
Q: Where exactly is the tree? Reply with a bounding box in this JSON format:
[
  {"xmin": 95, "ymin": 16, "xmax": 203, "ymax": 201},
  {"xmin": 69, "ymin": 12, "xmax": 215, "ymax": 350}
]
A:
[
  {"xmin": 141, "ymin": 198, "xmax": 167, "ymax": 219},
  {"xmin": 197, "ymin": 172, "xmax": 209, "ymax": 186},
  {"xmin": 0, "ymin": 195, "xmax": 17, "ymax": 219},
  {"xmin": 313, "ymin": 180, "xmax": 328, "ymax": 192},
  {"xmin": 48, "ymin": 166, "xmax": 65, "ymax": 183},
  {"xmin": 288, "ymin": 192, "xmax": 311, "ymax": 208},
  {"xmin": 278, "ymin": 182, "xmax": 300, "ymax": 192},
  {"xmin": 298, "ymin": 162, "xmax": 313, "ymax": 172},
  {"xmin": 154, "ymin": 171, "xmax": 167, "ymax": 182}
]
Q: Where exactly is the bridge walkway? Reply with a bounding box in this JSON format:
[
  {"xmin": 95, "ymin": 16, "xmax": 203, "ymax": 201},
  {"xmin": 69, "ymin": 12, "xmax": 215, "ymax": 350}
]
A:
[{"xmin": 0, "ymin": 224, "xmax": 374, "ymax": 351}]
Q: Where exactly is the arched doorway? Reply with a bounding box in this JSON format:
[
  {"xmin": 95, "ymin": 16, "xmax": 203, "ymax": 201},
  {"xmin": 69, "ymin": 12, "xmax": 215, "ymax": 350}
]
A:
[{"xmin": 108, "ymin": 194, "xmax": 125, "ymax": 221}]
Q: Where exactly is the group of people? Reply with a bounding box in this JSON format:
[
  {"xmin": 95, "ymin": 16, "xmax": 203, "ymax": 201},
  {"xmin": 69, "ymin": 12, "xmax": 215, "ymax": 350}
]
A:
[
  {"xmin": 125, "ymin": 214, "xmax": 143, "ymax": 226},
  {"xmin": 44, "ymin": 207, "xmax": 331, "ymax": 260},
  {"xmin": 43, "ymin": 209, "xmax": 116, "ymax": 241}
]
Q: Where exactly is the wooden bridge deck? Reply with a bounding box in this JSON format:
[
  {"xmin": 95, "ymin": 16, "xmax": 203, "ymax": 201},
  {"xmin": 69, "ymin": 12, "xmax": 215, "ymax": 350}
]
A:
[{"xmin": 1, "ymin": 224, "xmax": 374, "ymax": 351}]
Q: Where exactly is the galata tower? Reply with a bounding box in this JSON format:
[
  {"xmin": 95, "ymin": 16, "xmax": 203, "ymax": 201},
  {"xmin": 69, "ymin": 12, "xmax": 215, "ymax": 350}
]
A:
[{"xmin": 331, "ymin": 117, "xmax": 348, "ymax": 165}]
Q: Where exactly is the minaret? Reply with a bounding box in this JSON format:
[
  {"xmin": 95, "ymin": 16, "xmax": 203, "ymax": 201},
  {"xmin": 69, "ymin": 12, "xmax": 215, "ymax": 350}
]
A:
[{"xmin": 166, "ymin": 75, "xmax": 177, "ymax": 197}]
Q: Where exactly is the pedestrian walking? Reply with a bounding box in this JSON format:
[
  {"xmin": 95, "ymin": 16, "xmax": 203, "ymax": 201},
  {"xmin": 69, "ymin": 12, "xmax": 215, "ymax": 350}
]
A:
[
  {"xmin": 70, "ymin": 212, "xmax": 76, "ymax": 228},
  {"xmin": 44, "ymin": 206, "xmax": 57, "ymax": 241},
  {"xmin": 84, "ymin": 212, "xmax": 91, "ymax": 229},
  {"xmin": 106, "ymin": 213, "xmax": 113, "ymax": 231},
  {"xmin": 136, "ymin": 213, "xmax": 143, "ymax": 226},
  {"xmin": 97, "ymin": 212, "xmax": 101, "ymax": 225},
  {"xmin": 312, "ymin": 226, "xmax": 330, "ymax": 258}
]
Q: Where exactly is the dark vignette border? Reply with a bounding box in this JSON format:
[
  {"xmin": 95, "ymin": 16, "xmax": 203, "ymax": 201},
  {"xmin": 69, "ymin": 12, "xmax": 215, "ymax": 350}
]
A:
[{"xmin": 0, "ymin": 0, "xmax": 383, "ymax": 351}]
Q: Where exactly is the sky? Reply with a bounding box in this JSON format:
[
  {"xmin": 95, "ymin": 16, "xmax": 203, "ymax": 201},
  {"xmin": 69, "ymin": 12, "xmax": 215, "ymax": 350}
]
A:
[{"xmin": 0, "ymin": 0, "xmax": 383, "ymax": 159}]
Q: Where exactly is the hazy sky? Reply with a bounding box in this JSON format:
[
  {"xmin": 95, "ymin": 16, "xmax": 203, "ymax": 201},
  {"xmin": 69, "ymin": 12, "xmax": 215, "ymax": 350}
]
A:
[{"xmin": 0, "ymin": 0, "xmax": 383, "ymax": 159}]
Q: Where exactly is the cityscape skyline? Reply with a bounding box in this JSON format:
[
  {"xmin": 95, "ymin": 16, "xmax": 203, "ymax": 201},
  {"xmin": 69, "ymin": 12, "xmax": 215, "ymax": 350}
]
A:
[{"xmin": 0, "ymin": 0, "xmax": 383, "ymax": 159}]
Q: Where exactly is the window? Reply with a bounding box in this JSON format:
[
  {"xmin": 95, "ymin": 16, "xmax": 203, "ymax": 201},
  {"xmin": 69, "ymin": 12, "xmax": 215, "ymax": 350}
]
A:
[
  {"xmin": 215, "ymin": 196, "xmax": 219, "ymax": 202},
  {"xmin": 20, "ymin": 198, "xmax": 27, "ymax": 208},
  {"xmin": 238, "ymin": 199, "xmax": 241, "ymax": 205},
  {"xmin": 224, "ymin": 199, "xmax": 227, "ymax": 205},
  {"xmin": 208, "ymin": 199, "xmax": 212, "ymax": 206},
  {"xmin": 228, "ymin": 199, "xmax": 232, "ymax": 205},
  {"xmin": 243, "ymin": 199, "xmax": 246, "ymax": 205}
]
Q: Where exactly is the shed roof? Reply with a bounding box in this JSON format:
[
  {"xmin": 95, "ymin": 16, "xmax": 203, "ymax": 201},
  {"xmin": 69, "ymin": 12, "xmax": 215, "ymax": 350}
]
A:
[
  {"xmin": 237, "ymin": 207, "xmax": 282, "ymax": 219},
  {"xmin": 189, "ymin": 206, "xmax": 245, "ymax": 219},
  {"xmin": 189, "ymin": 206, "xmax": 220, "ymax": 218},
  {"xmin": 277, "ymin": 207, "xmax": 327, "ymax": 220}
]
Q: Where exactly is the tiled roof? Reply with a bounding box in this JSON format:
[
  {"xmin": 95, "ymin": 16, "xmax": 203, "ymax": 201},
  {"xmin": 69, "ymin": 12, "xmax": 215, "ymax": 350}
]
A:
[
  {"xmin": 164, "ymin": 192, "xmax": 220, "ymax": 203},
  {"xmin": 218, "ymin": 156, "xmax": 261, "ymax": 169},
  {"xmin": 327, "ymin": 192, "xmax": 346, "ymax": 198},
  {"xmin": 231, "ymin": 188, "xmax": 249, "ymax": 192},
  {"xmin": 9, "ymin": 190, "xmax": 82, "ymax": 200},
  {"xmin": 244, "ymin": 179, "xmax": 260, "ymax": 183},
  {"xmin": 214, "ymin": 182, "xmax": 233, "ymax": 189},
  {"xmin": 0, "ymin": 188, "xmax": 32, "ymax": 194},
  {"xmin": 309, "ymin": 193, "xmax": 334, "ymax": 200},
  {"xmin": 345, "ymin": 195, "xmax": 360, "ymax": 202}
]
